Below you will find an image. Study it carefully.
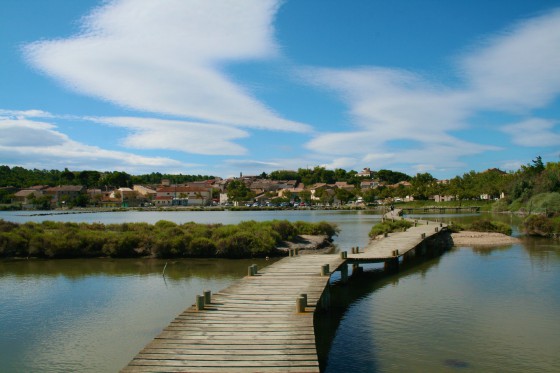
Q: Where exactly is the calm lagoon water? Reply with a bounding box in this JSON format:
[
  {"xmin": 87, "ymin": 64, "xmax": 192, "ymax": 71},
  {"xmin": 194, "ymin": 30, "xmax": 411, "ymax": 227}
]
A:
[{"xmin": 1, "ymin": 210, "xmax": 559, "ymax": 372}]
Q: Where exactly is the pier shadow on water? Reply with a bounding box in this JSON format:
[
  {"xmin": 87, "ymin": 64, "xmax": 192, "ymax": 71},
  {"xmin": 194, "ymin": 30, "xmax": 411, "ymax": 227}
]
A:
[{"xmin": 314, "ymin": 232, "xmax": 453, "ymax": 372}]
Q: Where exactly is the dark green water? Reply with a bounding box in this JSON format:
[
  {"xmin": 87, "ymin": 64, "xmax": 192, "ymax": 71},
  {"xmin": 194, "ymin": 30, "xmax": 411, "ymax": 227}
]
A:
[{"xmin": 1, "ymin": 211, "xmax": 559, "ymax": 372}]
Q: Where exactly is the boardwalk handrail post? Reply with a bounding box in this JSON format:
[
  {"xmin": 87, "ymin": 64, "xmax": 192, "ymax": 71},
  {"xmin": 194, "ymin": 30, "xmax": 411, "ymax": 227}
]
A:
[
  {"xmin": 300, "ymin": 293, "xmax": 307, "ymax": 307},
  {"xmin": 296, "ymin": 296, "xmax": 306, "ymax": 313},
  {"xmin": 196, "ymin": 295, "xmax": 205, "ymax": 311},
  {"xmin": 203, "ymin": 290, "xmax": 211, "ymax": 305},
  {"xmin": 435, "ymin": 227, "xmax": 439, "ymax": 232},
  {"xmin": 340, "ymin": 251, "xmax": 347, "ymax": 259},
  {"xmin": 252, "ymin": 264, "xmax": 258, "ymax": 275},
  {"xmin": 321, "ymin": 264, "xmax": 330, "ymax": 276}
]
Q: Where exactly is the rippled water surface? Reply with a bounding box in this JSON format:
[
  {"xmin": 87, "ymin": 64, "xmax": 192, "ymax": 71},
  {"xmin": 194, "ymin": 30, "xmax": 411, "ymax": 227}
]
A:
[
  {"xmin": 323, "ymin": 232, "xmax": 560, "ymax": 372},
  {"xmin": 1, "ymin": 210, "xmax": 559, "ymax": 372}
]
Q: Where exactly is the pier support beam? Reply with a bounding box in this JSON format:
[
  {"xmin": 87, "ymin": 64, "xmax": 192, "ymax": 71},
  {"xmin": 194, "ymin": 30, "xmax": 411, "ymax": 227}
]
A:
[
  {"xmin": 384, "ymin": 257, "xmax": 399, "ymax": 272},
  {"xmin": 340, "ymin": 264, "xmax": 348, "ymax": 284}
]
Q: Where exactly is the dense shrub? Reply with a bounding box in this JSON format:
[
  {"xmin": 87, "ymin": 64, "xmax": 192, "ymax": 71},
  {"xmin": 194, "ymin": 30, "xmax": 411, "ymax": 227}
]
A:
[
  {"xmin": 523, "ymin": 214, "xmax": 560, "ymax": 237},
  {"xmin": 0, "ymin": 219, "xmax": 337, "ymax": 259},
  {"xmin": 528, "ymin": 193, "xmax": 560, "ymax": 215},
  {"xmin": 369, "ymin": 220, "xmax": 413, "ymax": 238},
  {"xmin": 188, "ymin": 237, "xmax": 216, "ymax": 257},
  {"xmin": 269, "ymin": 220, "xmax": 298, "ymax": 240},
  {"xmin": 468, "ymin": 219, "xmax": 512, "ymax": 235}
]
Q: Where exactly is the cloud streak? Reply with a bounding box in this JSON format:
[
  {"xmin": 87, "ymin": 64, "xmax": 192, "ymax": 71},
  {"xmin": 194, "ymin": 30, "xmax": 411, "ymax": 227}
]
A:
[
  {"xmin": 0, "ymin": 116, "xmax": 186, "ymax": 173},
  {"xmin": 91, "ymin": 116, "xmax": 250, "ymax": 155},
  {"xmin": 24, "ymin": 0, "xmax": 310, "ymax": 132},
  {"xmin": 300, "ymin": 9, "xmax": 560, "ymax": 172}
]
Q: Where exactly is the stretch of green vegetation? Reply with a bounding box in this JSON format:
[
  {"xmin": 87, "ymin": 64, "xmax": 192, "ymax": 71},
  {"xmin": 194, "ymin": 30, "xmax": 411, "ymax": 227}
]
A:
[
  {"xmin": 0, "ymin": 166, "xmax": 215, "ymax": 190},
  {"xmin": 369, "ymin": 220, "xmax": 413, "ymax": 238},
  {"xmin": 0, "ymin": 219, "xmax": 338, "ymax": 259},
  {"xmin": 522, "ymin": 214, "xmax": 560, "ymax": 238},
  {"xmin": 448, "ymin": 219, "xmax": 513, "ymax": 236}
]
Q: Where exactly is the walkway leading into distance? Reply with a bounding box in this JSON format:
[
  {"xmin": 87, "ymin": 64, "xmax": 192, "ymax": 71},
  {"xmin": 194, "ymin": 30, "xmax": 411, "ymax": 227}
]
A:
[{"xmin": 122, "ymin": 209, "xmax": 447, "ymax": 372}]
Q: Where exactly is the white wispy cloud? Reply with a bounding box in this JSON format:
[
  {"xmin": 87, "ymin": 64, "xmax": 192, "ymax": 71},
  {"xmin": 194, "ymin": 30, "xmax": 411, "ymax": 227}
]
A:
[
  {"xmin": 300, "ymin": 9, "xmax": 560, "ymax": 172},
  {"xmin": 501, "ymin": 118, "xmax": 560, "ymax": 147},
  {"xmin": 90, "ymin": 116, "xmax": 250, "ymax": 155},
  {"xmin": 24, "ymin": 0, "xmax": 310, "ymax": 133},
  {"xmin": 0, "ymin": 117, "xmax": 186, "ymax": 173},
  {"xmin": 460, "ymin": 8, "xmax": 560, "ymax": 111}
]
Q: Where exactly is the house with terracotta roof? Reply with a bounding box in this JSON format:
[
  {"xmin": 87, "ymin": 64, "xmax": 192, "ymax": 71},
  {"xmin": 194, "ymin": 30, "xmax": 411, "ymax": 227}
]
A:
[
  {"xmin": 12, "ymin": 189, "xmax": 44, "ymax": 206},
  {"xmin": 45, "ymin": 185, "xmax": 85, "ymax": 206}
]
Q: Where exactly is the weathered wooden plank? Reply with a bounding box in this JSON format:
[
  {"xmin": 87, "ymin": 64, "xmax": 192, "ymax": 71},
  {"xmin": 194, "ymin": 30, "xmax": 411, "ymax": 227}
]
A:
[
  {"xmin": 127, "ymin": 359, "xmax": 319, "ymax": 367},
  {"xmin": 122, "ymin": 365, "xmax": 319, "ymax": 373}
]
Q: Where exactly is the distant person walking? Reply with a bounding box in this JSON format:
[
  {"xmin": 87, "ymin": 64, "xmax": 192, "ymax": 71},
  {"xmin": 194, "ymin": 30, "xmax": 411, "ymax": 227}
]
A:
[{"xmin": 390, "ymin": 203, "xmax": 394, "ymax": 216}]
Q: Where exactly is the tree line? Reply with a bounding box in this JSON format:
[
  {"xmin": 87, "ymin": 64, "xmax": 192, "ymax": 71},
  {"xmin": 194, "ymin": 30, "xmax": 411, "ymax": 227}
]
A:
[{"xmin": 0, "ymin": 166, "xmax": 215, "ymax": 189}]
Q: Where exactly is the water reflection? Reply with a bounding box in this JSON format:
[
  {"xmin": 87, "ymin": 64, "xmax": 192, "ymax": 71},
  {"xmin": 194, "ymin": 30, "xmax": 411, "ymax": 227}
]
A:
[{"xmin": 0, "ymin": 257, "xmax": 277, "ymax": 280}]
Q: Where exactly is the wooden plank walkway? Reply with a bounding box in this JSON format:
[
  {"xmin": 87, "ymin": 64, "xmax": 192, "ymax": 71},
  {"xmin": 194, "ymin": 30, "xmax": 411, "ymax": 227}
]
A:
[
  {"xmin": 348, "ymin": 209, "xmax": 447, "ymax": 261},
  {"xmin": 122, "ymin": 209, "xmax": 447, "ymax": 372},
  {"xmin": 122, "ymin": 254, "xmax": 345, "ymax": 372},
  {"xmin": 400, "ymin": 206, "xmax": 480, "ymax": 214}
]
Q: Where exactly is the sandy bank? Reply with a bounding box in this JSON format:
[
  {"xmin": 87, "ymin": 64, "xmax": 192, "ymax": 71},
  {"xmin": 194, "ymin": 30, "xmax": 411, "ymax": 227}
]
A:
[
  {"xmin": 451, "ymin": 231, "xmax": 521, "ymax": 246},
  {"xmin": 279, "ymin": 235, "xmax": 334, "ymax": 254}
]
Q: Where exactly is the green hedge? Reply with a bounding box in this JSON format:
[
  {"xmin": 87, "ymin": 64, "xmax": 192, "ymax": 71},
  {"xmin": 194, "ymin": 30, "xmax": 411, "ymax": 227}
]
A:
[{"xmin": 0, "ymin": 219, "xmax": 338, "ymax": 259}]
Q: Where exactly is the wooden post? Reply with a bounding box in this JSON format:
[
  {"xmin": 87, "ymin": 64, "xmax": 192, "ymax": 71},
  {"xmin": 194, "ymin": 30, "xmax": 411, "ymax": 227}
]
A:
[
  {"xmin": 440, "ymin": 223, "xmax": 443, "ymax": 227},
  {"xmin": 289, "ymin": 249, "xmax": 294, "ymax": 257},
  {"xmin": 248, "ymin": 266, "xmax": 254, "ymax": 276},
  {"xmin": 252, "ymin": 264, "xmax": 258, "ymax": 275},
  {"xmin": 295, "ymin": 248, "xmax": 299, "ymax": 256},
  {"xmin": 321, "ymin": 264, "xmax": 330, "ymax": 276},
  {"xmin": 340, "ymin": 251, "xmax": 347, "ymax": 259},
  {"xmin": 384, "ymin": 232, "xmax": 388, "ymax": 237},
  {"xmin": 296, "ymin": 296, "xmax": 306, "ymax": 313},
  {"xmin": 340, "ymin": 264, "xmax": 348, "ymax": 284},
  {"xmin": 435, "ymin": 227, "xmax": 439, "ymax": 232},
  {"xmin": 300, "ymin": 293, "xmax": 307, "ymax": 307},
  {"xmin": 421, "ymin": 233, "xmax": 426, "ymax": 239},
  {"xmin": 355, "ymin": 246, "xmax": 359, "ymax": 254},
  {"xmin": 427, "ymin": 221, "xmax": 429, "ymax": 225},
  {"xmin": 384, "ymin": 257, "xmax": 399, "ymax": 271},
  {"xmin": 196, "ymin": 295, "xmax": 205, "ymax": 311},
  {"xmin": 203, "ymin": 290, "xmax": 211, "ymax": 305}
]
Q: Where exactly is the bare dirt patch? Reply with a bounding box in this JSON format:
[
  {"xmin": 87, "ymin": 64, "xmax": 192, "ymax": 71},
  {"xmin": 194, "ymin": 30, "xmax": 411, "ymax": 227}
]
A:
[{"xmin": 451, "ymin": 231, "xmax": 521, "ymax": 246}]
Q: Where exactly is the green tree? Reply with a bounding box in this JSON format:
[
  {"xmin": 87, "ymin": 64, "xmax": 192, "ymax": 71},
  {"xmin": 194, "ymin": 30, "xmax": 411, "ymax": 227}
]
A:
[{"xmin": 226, "ymin": 180, "xmax": 254, "ymax": 202}]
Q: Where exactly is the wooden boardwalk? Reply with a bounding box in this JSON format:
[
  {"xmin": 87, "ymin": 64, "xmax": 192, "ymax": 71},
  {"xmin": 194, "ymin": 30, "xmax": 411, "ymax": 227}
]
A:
[
  {"xmin": 348, "ymin": 210, "xmax": 447, "ymax": 261},
  {"xmin": 122, "ymin": 210, "xmax": 447, "ymax": 372},
  {"xmin": 122, "ymin": 254, "xmax": 345, "ymax": 372}
]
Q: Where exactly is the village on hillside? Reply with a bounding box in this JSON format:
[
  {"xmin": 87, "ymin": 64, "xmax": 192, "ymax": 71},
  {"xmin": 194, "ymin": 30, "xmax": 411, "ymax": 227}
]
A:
[{"xmin": 1, "ymin": 166, "xmax": 508, "ymax": 210}]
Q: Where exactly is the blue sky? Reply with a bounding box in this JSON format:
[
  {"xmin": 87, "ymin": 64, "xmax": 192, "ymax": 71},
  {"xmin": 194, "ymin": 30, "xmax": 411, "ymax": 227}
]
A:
[{"xmin": 1, "ymin": 0, "xmax": 559, "ymax": 179}]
